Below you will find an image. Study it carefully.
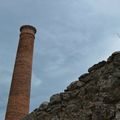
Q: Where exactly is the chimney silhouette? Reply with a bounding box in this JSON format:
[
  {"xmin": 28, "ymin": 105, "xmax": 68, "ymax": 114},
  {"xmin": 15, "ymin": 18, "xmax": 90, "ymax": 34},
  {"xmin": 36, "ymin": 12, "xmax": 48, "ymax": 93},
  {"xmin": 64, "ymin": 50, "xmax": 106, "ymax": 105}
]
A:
[{"xmin": 5, "ymin": 25, "xmax": 36, "ymax": 120}]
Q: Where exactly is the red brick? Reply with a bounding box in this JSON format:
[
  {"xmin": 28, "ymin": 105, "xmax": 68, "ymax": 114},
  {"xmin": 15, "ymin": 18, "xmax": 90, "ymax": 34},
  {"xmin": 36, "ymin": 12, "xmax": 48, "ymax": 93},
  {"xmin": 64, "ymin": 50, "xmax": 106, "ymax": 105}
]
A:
[{"xmin": 5, "ymin": 25, "xmax": 36, "ymax": 120}]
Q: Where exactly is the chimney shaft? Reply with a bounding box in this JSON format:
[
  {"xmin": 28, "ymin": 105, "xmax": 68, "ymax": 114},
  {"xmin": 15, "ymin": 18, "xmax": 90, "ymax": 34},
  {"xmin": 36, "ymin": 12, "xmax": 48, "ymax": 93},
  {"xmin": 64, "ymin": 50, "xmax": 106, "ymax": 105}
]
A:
[{"xmin": 5, "ymin": 25, "xmax": 36, "ymax": 120}]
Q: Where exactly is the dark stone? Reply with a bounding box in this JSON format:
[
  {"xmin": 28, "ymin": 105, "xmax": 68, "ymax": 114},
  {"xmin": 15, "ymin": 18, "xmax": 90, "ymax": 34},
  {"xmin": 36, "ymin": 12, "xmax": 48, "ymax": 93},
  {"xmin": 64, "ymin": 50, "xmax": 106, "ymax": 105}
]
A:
[
  {"xmin": 78, "ymin": 73, "xmax": 89, "ymax": 81},
  {"xmin": 22, "ymin": 52, "xmax": 120, "ymax": 120},
  {"xmin": 88, "ymin": 61, "xmax": 106, "ymax": 72}
]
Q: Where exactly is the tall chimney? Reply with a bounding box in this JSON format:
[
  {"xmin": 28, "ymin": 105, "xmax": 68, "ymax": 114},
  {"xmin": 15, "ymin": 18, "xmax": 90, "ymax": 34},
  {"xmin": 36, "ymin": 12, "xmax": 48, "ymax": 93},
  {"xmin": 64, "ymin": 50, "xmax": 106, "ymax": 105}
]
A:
[{"xmin": 5, "ymin": 25, "xmax": 36, "ymax": 120}]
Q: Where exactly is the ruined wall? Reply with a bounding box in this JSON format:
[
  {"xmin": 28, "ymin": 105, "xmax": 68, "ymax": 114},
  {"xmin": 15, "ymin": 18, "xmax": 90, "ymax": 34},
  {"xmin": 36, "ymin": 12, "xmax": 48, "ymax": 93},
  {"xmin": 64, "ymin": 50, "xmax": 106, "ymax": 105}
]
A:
[{"xmin": 22, "ymin": 52, "xmax": 120, "ymax": 120}]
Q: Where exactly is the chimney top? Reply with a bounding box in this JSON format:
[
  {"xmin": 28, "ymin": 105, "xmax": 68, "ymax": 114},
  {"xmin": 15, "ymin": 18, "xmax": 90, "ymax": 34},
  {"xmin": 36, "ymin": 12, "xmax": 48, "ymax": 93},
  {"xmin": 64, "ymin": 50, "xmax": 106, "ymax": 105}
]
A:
[{"xmin": 20, "ymin": 25, "xmax": 37, "ymax": 34}]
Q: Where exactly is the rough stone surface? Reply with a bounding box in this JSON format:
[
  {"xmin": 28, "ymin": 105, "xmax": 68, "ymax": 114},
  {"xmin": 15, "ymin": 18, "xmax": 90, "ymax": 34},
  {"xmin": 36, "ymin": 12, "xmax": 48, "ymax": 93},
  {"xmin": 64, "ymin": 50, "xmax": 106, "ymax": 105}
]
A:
[{"xmin": 22, "ymin": 51, "xmax": 120, "ymax": 120}]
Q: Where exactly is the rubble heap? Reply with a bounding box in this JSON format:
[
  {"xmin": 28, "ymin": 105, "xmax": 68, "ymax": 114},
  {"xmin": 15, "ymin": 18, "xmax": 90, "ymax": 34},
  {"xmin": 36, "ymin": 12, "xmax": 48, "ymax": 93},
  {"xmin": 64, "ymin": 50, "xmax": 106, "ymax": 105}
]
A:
[{"xmin": 22, "ymin": 52, "xmax": 120, "ymax": 120}]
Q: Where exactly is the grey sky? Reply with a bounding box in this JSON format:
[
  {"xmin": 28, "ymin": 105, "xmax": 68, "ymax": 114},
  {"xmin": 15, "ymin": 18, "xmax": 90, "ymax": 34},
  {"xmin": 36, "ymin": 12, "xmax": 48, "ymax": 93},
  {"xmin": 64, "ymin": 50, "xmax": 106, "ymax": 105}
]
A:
[{"xmin": 0, "ymin": 0, "xmax": 120, "ymax": 119}]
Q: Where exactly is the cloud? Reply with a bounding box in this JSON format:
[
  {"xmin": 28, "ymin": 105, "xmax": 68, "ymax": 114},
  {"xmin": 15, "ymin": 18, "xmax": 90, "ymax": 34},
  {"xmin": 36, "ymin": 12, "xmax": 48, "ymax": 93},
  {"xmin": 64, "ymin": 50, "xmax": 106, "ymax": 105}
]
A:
[
  {"xmin": 0, "ymin": 70, "xmax": 12, "ymax": 119},
  {"xmin": 87, "ymin": 0, "xmax": 120, "ymax": 15},
  {"xmin": 1, "ymin": 0, "xmax": 120, "ymax": 119}
]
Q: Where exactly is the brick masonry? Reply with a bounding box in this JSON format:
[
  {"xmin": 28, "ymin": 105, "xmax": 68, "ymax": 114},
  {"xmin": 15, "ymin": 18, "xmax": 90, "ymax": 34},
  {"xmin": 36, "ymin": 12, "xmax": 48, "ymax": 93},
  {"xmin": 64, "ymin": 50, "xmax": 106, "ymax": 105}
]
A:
[{"xmin": 5, "ymin": 25, "xmax": 36, "ymax": 120}]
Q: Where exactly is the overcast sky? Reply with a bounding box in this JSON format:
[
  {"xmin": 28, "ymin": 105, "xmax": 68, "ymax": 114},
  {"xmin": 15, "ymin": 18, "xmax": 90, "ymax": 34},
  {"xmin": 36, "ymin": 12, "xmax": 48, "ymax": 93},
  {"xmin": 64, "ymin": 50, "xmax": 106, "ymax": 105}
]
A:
[{"xmin": 1, "ymin": 0, "xmax": 120, "ymax": 119}]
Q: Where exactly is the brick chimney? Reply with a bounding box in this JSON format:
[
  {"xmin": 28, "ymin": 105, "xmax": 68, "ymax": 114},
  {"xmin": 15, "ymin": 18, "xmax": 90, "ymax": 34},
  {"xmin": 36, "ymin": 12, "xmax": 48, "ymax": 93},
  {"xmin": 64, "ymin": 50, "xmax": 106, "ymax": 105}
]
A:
[{"xmin": 5, "ymin": 25, "xmax": 36, "ymax": 120}]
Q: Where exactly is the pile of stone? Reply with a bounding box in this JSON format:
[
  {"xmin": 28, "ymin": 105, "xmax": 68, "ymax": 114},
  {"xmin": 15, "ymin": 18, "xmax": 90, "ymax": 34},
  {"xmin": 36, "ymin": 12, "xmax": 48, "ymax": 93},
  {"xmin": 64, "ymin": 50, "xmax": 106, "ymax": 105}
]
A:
[{"xmin": 22, "ymin": 52, "xmax": 120, "ymax": 120}]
